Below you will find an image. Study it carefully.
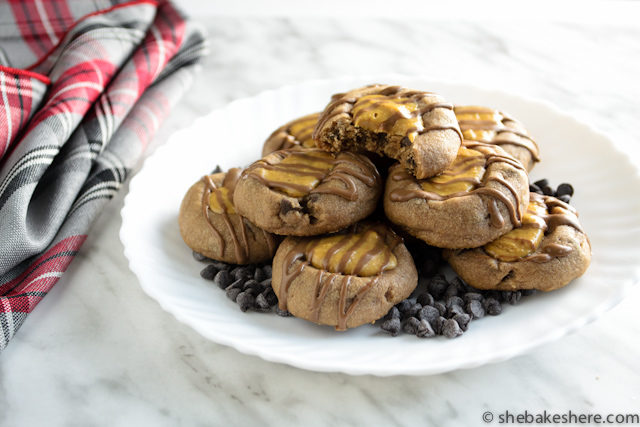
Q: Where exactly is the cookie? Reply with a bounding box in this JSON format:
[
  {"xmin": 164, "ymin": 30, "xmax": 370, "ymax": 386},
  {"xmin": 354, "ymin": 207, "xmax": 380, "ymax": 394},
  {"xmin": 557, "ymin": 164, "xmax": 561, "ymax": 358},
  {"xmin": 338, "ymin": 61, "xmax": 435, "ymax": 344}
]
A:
[
  {"xmin": 313, "ymin": 84, "xmax": 462, "ymax": 179},
  {"xmin": 444, "ymin": 193, "xmax": 591, "ymax": 291},
  {"xmin": 271, "ymin": 223, "xmax": 418, "ymax": 329},
  {"xmin": 234, "ymin": 148, "xmax": 382, "ymax": 236},
  {"xmin": 455, "ymin": 105, "xmax": 540, "ymax": 171},
  {"xmin": 262, "ymin": 112, "xmax": 320, "ymax": 156},
  {"xmin": 179, "ymin": 168, "xmax": 279, "ymax": 264},
  {"xmin": 383, "ymin": 142, "xmax": 530, "ymax": 248}
]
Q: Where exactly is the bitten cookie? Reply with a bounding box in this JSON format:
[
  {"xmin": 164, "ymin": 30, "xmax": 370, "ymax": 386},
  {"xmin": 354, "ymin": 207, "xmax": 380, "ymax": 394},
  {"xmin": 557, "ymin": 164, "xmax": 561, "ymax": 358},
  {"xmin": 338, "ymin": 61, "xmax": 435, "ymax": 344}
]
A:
[
  {"xmin": 234, "ymin": 148, "xmax": 382, "ymax": 236},
  {"xmin": 444, "ymin": 193, "xmax": 591, "ymax": 291},
  {"xmin": 313, "ymin": 84, "xmax": 462, "ymax": 179},
  {"xmin": 271, "ymin": 223, "xmax": 418, "ymax": 330},
  {"xmin": 179, "ymin": 168, "xmax": 279, "ymax": 264},
  {"xmin": 454, "ymin": 105, "xmax": 540, "ymax": 171},
  {"xmin": 383, "ymin": 142, "xmax": 530, "ymax": 249},
  {"xmin": 262, "ymin": 112, "xmax": 320, "ymax": 156}
]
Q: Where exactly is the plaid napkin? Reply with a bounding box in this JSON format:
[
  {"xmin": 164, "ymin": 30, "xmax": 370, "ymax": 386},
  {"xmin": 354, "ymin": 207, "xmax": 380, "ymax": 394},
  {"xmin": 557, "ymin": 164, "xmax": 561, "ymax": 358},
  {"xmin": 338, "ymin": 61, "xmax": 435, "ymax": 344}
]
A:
[{"xmin": 0, "ymin": 0, "xmax": 207, "ymax": 350}]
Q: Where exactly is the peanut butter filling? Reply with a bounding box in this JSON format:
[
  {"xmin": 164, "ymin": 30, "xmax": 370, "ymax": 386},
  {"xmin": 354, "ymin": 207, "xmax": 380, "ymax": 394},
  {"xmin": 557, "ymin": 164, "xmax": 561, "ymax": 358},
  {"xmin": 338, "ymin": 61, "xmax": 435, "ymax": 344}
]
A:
[
  {"xmin": 454, "ymin": 105, "xmax": 540, "ymax": 161},
  {"xmin": 287, "ymin": 113, "xmax": 319, "ymax": 148},
  {"xmin": 306, "ymin": 229, "xmax": 397, "ymax": 277},
  {"xmin": 484, "ymin": 197, "xmax": 547, "ymax": 261},
  {"xmin": 208, "ymin": 187, "xmax": 235, "ymax": 214},
  {"xmin": 483, "ymin": 193, "xmax": 583, "ymax": 263},
  {"xmin": 419, "ymin": 146, "xmax": 486, "ymax": 196},
  {"xmin": 245, "ymin": 148, "xmax": 379, "ymax": 200},
  {"xmin": 352, "ymin": 94, "xmax": 424, "ymax": 142},
  {"xmin": 250, "ymin": 150, "xmax": 336, "ymax": 197}
]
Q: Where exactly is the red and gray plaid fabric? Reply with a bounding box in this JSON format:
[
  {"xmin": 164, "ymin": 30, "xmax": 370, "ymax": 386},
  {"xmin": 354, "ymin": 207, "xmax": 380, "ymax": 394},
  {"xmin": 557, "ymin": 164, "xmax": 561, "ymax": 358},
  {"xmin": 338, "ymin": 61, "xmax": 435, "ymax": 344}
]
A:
[{"xmin": 0, "ymin": 0, "xmax": 207, "ymax": 350}]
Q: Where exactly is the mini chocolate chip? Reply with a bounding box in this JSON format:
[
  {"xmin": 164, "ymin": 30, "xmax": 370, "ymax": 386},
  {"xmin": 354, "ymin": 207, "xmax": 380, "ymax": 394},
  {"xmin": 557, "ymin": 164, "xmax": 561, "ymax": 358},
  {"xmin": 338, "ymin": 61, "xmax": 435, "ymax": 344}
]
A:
[
  {"xmin": 242, "ymin": 279, "xmax": 259, "ymax": 291},
  {"xmin": 210, "ymin": 261, "xmax": 231, "ymax": 271},
  {"xmin": 385, "ymin": 306, "xmax": 401, "ymax": 321},
  {"xmin": 227, "ymin": 278, "xmax": 245, "ymax": 290},
  {"xmin": 484, "ymin": 298, "xmax": 502, "ymax": 315},
  {"xmin": 446, "ymin": 296, "xmax": 464, "ymax": 309},
  {"xmin": 558, "ymin": 194, "xmax": 571, "ymax": 204},
  {"xmin": 529, "ymin": 184, "xmax": 542, "ymax": 194},
  {"xmin": 502, "ymin": 291, "xmax": 522, "ymax": 305},
  {"xmin": 396, "ymin": 299, "xmax": 412, "ymax": 313},
  {"xmin": 381, "ymin": 318, "xmax": 401, "ymax": 336},
  {"xmin": 416, "ymin": 319, "xmax": 435, "ymax": 338},
  {"xmin": 434, "ymin": 301, "xmax": 447, "ymax": 316},
  {"xmin": 255, "ymin": 293, "xmax": 271, "ymax": 310},
  {"xmin": 236, "ymin": 292, "xmax": 255, "ymax": 312},
  {"xmin": 542, "ymin": 186, "xmax": 554, "ymax": 196},
  {"xmin": 534, "ymin": 178, "xmax": 549, "ymax": 188},
  {"xmin": 418, "ymin": 305, "xmax": 440, "ymax": 323},
  {"xmin": 263, "ymin": 288, "xmax": 278, "ymax": 306},
  {"xmin": 447, "ymin": 304, "xmax": 465, "ymax": 318},
  {"xmin": 200, "ymin": 264, "xmax": 219, "ymax": 281},
  {"xmin": 192, "ymin": 251, "xmax": 211, "ymax": 262},
  {"xmin": 556, "ymin": 183, "xmax": 574, "ymax": 197},
  {"xmin": 417, "ymin": 292, "xmax": 435, "ymax": 307},
  {"xmin": 260, "ymin": 278, "xmax": 272, "ymax": 288},
  {"xmin": 275, "ymin": 307, "xmax": 291, "ymax": 317},
  {"xmin": 444, "ymin": 283, "xmax": 460, "ymax": 298},
  {"xmin": 521, "ymin": 289, "xmax": 537, "ymax": 297},
  {"xmin": 442, "ymin": 319, "xmax": 464, "ymax": 338},
  {"xmin": 432, "ymin": 316, "xmax": 446, "ymax": 334},
  {"xmin": 213, "ymin": 270, "xmax": 232, "ymax": 289},
  {"xmin": 428, "ymin": 275, "xmax": 449, "ymax": 299},
  {"xmin": 453, "ymin": 313, "xmax": 471, "ymax": 331},
  {"xmin": 466, "ymin": 300, "xmax": 485, "ymax": 319},
  {"xmin": 403, "ymin": 317, "xmax": 421, "ymax": 335},
  {"xmin": 254, "ymin": 268, "xmax": 266, "ymax": 282},
  {"xmin": 403, "ymin": 303, "xmax": 422, "ymax": 319},
  {"xmin": 226, "ymin": 287, "xmax": 241, "ymax": 302},
  {"xmin": 262, "ymin": 265, "xmax": 272, "ymax": 277},
  {"xmin": 211, "ymin": 165, "xmax": 223, "ymax": 174},
  {"xmin": 464, "ymin": 292, "xmax": 483, "ymax": 303},
  {"xmin": 233, "ymin": 266, "xmax": 253, "ymax": 281}
]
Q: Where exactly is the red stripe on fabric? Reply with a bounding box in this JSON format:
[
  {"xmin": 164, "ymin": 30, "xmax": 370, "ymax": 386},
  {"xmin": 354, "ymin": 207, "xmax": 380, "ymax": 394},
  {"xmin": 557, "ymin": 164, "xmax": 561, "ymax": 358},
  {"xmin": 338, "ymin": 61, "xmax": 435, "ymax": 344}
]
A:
[
  {"xmin": 7, "ymin": 0, "xmax": 49, "ymax": 58},
  {"xmin": 0, "ymin": 294, "xmax": 44, "ymax": 314},
  {"xmin": 0, "ymin": 65, "xmax": 50, "ymax": 85},
  {"xmin": 0, "ymin": 71, "xmax": 34, "ymax": 160},
  {"xmin": 43, "ymin": 0, "xmax": 74, "ymax": 39},
  {"xmin": 27, "ymin": 0, "xmax": 159, "ymax": 72},
  {"xmin": 26, "ymin": 60, "xmax": 116, "ymax": 132},
  {"xmin": 0, "ymin": 235, "xmax": 87, "ymax": 296}
]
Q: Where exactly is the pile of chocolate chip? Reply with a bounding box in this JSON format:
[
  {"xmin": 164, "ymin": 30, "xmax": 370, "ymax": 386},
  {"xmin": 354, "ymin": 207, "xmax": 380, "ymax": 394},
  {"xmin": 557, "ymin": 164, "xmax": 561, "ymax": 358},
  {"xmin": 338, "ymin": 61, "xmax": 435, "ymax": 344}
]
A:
[{"xmin": 196, "ymin": 180, "xmax": 573, "ymax": 338}]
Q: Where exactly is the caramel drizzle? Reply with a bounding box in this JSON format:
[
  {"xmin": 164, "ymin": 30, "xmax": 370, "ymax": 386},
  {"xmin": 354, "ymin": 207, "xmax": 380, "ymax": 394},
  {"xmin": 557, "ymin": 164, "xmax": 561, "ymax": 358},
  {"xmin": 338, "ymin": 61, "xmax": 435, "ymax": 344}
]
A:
[
  {"xmin": 389, "ymin": 142, "xmax": 528, "ymax": 228},
  {"xmin": 201, "ymin": 169, "xmax": 277, "ymax": 262},
  {"xmin": 278, "ymin": 225, "xmax": 401, "ymax": 330},
  {"xmin": 245, "ymin": 149, "xmax": 380, "ymax": 201},
  {"xmin": 313, "ymin": 85, "xmax": 462, "ymax": 141},
  {"xmin": 454, "ymin": 106, "xmax": 540, "ymax": 161}
]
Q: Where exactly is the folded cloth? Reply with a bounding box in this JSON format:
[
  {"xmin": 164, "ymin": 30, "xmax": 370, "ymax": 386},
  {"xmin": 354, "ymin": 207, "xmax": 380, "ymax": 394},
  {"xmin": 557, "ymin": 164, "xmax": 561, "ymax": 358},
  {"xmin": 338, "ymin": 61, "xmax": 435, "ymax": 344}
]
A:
[{"xmin": 0, "ymin": 0, "xmax": 207, "ymax": 350}]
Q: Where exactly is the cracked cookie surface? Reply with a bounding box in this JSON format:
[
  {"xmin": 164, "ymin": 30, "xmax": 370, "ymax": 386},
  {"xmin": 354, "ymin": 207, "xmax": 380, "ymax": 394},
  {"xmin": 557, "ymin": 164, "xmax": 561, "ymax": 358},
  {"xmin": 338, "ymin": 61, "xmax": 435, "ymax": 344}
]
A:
[{"xmin": 234, "ymin": 148, "xmax": 382, "ymax": 236}]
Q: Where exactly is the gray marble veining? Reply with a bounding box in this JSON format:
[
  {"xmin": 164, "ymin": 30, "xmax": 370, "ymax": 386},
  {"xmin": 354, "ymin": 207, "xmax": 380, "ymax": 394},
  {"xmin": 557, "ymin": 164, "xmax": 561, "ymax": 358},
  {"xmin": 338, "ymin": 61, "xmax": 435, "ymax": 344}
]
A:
[{"xmin": 1, "ymin": 18, "xmax": 639, "ymax": 427}]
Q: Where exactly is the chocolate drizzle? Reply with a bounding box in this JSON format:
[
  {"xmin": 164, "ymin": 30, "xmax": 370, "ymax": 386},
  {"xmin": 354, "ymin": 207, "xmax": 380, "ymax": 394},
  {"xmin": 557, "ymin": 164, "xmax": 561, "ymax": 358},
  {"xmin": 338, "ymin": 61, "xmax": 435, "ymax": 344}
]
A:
[
  {"xmin": 454, "ymin": 105, "xmax": 540, "ymax": 162},
  {"xmin": 277, "ymin": 224, "xmax": 401, "ymax": 330},
  {"xmin": 245, "ymin": 149, "xmax": 380, "ymax": 201},
  {"xmin": 313, "ymin": 85, "xmax": 462, "ymax": 142},
  {"xmin": 389, "ymin": 142, "xmax": 528, "ymax": 228},
  {"xmin": 202, "ymin": 169, "xmax": 276, "ymax": 263}
]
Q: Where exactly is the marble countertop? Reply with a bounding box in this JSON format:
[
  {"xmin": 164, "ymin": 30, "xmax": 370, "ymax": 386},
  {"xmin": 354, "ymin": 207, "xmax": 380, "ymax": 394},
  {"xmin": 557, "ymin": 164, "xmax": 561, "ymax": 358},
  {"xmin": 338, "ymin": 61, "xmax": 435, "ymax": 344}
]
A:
[{"xmin": 2, "ymin": 17, "xmax": 640, "ymax": 426}]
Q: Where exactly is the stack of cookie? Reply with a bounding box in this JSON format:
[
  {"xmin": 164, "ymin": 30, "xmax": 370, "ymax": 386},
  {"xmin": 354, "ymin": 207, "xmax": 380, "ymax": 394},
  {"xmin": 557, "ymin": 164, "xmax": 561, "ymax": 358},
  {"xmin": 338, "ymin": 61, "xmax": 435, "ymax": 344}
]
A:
[{"xmin": 179, "ymin": 84, "xmax": 591, "ymax": 331}]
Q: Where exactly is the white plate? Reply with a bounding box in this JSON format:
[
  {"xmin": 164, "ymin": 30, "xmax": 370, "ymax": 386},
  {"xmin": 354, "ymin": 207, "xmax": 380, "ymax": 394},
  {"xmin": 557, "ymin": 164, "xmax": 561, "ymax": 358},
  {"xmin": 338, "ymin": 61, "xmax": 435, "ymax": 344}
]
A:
[{"xmin": 120, "ymin": 76, "xmax": 640, "ymax": 376}]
